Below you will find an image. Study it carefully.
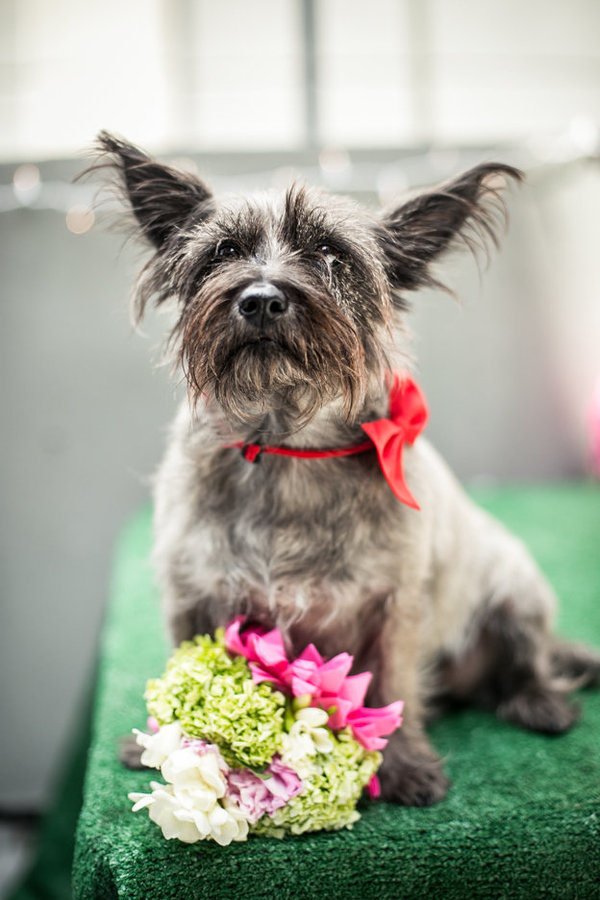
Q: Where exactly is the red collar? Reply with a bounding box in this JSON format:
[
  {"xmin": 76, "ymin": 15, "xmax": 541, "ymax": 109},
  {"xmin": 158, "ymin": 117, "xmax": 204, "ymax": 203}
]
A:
[{"xmin": 223, "ymin": 372, "xmax": 428, "ymax": 509}]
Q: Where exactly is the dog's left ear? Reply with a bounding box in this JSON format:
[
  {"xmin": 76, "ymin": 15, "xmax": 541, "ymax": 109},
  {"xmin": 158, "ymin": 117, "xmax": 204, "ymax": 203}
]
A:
[{"xmin": 377, "ymin": 163, "xmax": 523, "ymax": 295}]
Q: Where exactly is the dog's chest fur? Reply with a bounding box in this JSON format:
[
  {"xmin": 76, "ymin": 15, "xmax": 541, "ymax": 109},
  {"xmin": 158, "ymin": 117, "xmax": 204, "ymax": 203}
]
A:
[{"xmin": 153, "ymin": 401, "xmax": 417, "ymax": 660}]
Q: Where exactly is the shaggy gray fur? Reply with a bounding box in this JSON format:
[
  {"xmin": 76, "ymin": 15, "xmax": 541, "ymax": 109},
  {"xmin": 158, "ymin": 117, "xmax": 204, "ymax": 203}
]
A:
[{"xmin": 95, "ymin": 133, "xmax": 599, "ymax": 805}]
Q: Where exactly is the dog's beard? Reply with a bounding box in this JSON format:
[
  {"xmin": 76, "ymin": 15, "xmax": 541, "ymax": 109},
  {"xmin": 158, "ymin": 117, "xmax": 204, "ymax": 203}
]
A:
[
  {"xmin": 173, "ymin": 273, "xmax": 378, "ymax": 427},
  {"xmin": 212, "ymin": 341, "xmax": 331, "ymax": 424}
]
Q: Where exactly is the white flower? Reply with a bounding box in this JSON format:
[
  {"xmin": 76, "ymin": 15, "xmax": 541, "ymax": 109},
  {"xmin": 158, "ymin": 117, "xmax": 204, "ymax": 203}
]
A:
[
  {"xmin": 132, "ymin": 722, "xmax": 183, "ymax": 769},
  {"xmin": 129, "ymin": 781, "xmax": 203, "ymax": 843},
  {"xmin": 294, "ymin": 707, "xmax": 334, "ymax": 752},
  {"xmin": 128, "ymin": 780, "xmax": 249, "ymax": 845},
  {"xmin": 161, "ymin": 747, "xmax": 227, "ymax": 809},
  {"xmin": 281, "ymin": 706, "xmax": 334, "ymax": 777},
  {"xmin": 128, "ymin": 738, "xmax": 249, "ymax": 844},
  {"xmin": 209, "ymin": 798, "xmax": 249, "ymax": 846}
]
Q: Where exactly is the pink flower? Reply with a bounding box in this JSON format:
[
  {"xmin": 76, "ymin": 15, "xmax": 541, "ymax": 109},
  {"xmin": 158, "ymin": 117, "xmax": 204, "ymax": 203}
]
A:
[
  {"xmin": 224, "ymin": 617, "xmax": 291, "ymax": 691},
  {"xmin": 367, "ymin": 774, "xmax": 381, "ymax": 799},
  {"xmin": 290, "ymin": 646, "xmax": 354, "ymax": 710},
  {"xmin": 224, "ymin": 616, "xmax": 403, "ymax": 751},
  {"xmin": 291, "ymin": 647, "xmax": 372, "ymax": 730},
  {"xmin": 346, "ymin": 701, "xmax": 404, "ymax": 751},
  {"xmin": 265, "ymin": 756, "xmax": 305, "ymax": 799},
  {"xmin": 225, "ymin": 756, "xmax": 303, "ymax": 824}
]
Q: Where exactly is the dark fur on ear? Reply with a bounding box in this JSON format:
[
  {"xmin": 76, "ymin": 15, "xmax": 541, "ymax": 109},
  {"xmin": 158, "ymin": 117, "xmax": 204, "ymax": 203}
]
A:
[
  {"xmin": 377, "ymin": 163, "xmax": 523, "ymax": 301},
  {"xmin": 92, "ymin": 131, "xmax": 214, "ymax": 251}
]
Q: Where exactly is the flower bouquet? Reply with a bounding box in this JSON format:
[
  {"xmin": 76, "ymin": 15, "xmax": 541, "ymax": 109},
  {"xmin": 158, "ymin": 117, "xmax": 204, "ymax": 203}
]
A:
[{"xmin": 128, "ymin": 616, "xmax": 403, "ymax": 845}]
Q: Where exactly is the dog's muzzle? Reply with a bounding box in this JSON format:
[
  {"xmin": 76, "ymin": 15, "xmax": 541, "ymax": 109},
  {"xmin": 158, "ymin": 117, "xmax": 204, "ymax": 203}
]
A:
[{"xmin": 237, "ymin": 282, "xmax": 289, "ymax": 329}]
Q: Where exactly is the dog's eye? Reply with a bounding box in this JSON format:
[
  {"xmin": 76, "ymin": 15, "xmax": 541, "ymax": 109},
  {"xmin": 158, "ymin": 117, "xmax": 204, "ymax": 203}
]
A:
[
  {"xmin": 216, "ymin": 241, "xmax": 241, "ymax": 260},
  {"xmin": 316, "ymin": 244, "xmax": 340, "ymax": 265}
]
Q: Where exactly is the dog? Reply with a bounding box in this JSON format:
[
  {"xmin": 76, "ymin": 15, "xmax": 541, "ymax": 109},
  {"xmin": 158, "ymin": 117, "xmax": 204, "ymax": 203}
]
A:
[{"xmin": 95, "ymin": 132, "xmax": 600, "ymax": 806}]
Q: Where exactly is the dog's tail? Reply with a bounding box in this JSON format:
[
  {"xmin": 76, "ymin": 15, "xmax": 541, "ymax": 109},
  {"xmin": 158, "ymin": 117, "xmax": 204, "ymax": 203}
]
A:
[{"xmin": 549, "ymin": 639, "xmax": 600, "ymax": 691}]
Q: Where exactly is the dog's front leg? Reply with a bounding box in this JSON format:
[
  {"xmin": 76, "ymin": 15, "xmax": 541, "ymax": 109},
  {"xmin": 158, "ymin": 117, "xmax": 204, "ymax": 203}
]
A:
[
  {"xmin": 370, "ymin": 592, "xmax": 450, "ymax": 807},
  {"xmin": 161, "ymin": 577, "xmax": 228, "ymax": 647}
]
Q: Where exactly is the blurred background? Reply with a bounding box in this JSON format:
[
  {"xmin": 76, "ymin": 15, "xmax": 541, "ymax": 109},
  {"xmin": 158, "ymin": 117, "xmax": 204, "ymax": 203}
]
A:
[{"xmin": 1, "ymin": 0, "xmax": 600, "ymax": 892}]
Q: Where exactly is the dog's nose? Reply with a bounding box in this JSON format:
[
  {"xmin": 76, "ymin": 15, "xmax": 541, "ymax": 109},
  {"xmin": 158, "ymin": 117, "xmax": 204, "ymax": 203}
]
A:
[{"xmin": 237, "ymin": 283, "xmax": 288, "ymax": 327}]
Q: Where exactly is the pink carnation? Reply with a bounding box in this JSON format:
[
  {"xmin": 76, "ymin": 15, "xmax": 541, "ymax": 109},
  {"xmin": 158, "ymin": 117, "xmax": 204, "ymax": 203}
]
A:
[{"xmin": 225, "ymin": 756, "xmax": 303, "ymax": 824}]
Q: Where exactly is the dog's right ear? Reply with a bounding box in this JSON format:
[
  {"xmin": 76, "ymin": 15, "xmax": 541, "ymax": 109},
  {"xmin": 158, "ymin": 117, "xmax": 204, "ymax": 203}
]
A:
[{"xmin": 94, "ymin": 131, "xmax": 213, "ymax": 250}]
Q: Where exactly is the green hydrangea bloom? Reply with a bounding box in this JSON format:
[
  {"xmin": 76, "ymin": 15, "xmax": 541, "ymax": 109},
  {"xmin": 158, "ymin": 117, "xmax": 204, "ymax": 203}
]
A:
[
  {"xmin": 251, "ymin": 730, "xmax": 381, "ymax": 837},
  {"xmin": 145, "ymin": 630, "xmax": 286, "ymax": 769}
]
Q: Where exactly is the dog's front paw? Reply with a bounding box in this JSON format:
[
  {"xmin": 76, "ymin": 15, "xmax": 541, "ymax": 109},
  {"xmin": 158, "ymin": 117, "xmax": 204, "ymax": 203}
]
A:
[
  {"xmin": 118, "ymin": 733, "xmax": 148, "ymax": 770},
  {"xmin": 378, "ymin": 751, "xmax": 450, "ymax": 807}
]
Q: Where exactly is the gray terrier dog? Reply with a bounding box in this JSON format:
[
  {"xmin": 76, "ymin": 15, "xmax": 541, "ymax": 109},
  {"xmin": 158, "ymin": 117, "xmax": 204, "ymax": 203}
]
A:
[{"xmin": 97, "ymin": 132, "xmax": 599, "ymax": 806}]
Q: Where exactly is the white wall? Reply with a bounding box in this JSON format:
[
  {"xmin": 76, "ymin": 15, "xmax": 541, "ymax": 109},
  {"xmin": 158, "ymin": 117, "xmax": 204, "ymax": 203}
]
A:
[
  {"xmin": 1, "ymin": 0, "xmax": 600, "ymax": 160},
  {"xmin": 0, "ymin": 201, "xmax": 178, "ymax": 809}
]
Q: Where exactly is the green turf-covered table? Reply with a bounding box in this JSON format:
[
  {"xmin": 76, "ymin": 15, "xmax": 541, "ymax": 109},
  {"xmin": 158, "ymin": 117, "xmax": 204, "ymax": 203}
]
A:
[{"xmin": 73, "ymin": 484, "xmax": 600, "ymax": 899}]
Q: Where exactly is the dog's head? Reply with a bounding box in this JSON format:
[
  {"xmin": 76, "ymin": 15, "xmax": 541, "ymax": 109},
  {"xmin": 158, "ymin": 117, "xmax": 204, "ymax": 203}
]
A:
[{"xmin": 95, "ymin": 132, "xmax": 521, "ymax": 425}]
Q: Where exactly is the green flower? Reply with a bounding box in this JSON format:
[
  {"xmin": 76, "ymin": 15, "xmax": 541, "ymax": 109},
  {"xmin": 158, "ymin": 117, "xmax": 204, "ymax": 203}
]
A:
[
  {"xmin": 145, "ymin": 630, "xmax": 286, "ymax": 770},
  {"xmin": 251, "ymin": 729, "xmax": 381, "ymax": 837}
]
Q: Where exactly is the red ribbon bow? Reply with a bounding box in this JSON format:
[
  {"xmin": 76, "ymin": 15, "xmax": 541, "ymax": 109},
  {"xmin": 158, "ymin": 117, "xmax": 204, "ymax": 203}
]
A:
[
  {"xmin": 223, "ymin": 372, "xmax": 428, "ymax": 510},
  {"xmin": 360, "ymin": 372, "xmax": 428, "ymax": 510}
]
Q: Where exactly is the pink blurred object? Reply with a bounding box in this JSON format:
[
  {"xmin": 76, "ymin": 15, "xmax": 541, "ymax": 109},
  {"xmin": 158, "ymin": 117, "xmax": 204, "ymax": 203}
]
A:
[{"xmin": 589, "ymin": 375, "xmax": 600, "ymax": 478}]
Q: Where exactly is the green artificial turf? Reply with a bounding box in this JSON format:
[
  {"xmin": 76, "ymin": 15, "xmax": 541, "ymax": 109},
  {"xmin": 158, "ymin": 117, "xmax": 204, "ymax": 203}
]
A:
[{"xmin": 70, "ymin": 483, "xmax": 600, "ymax": 900}]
